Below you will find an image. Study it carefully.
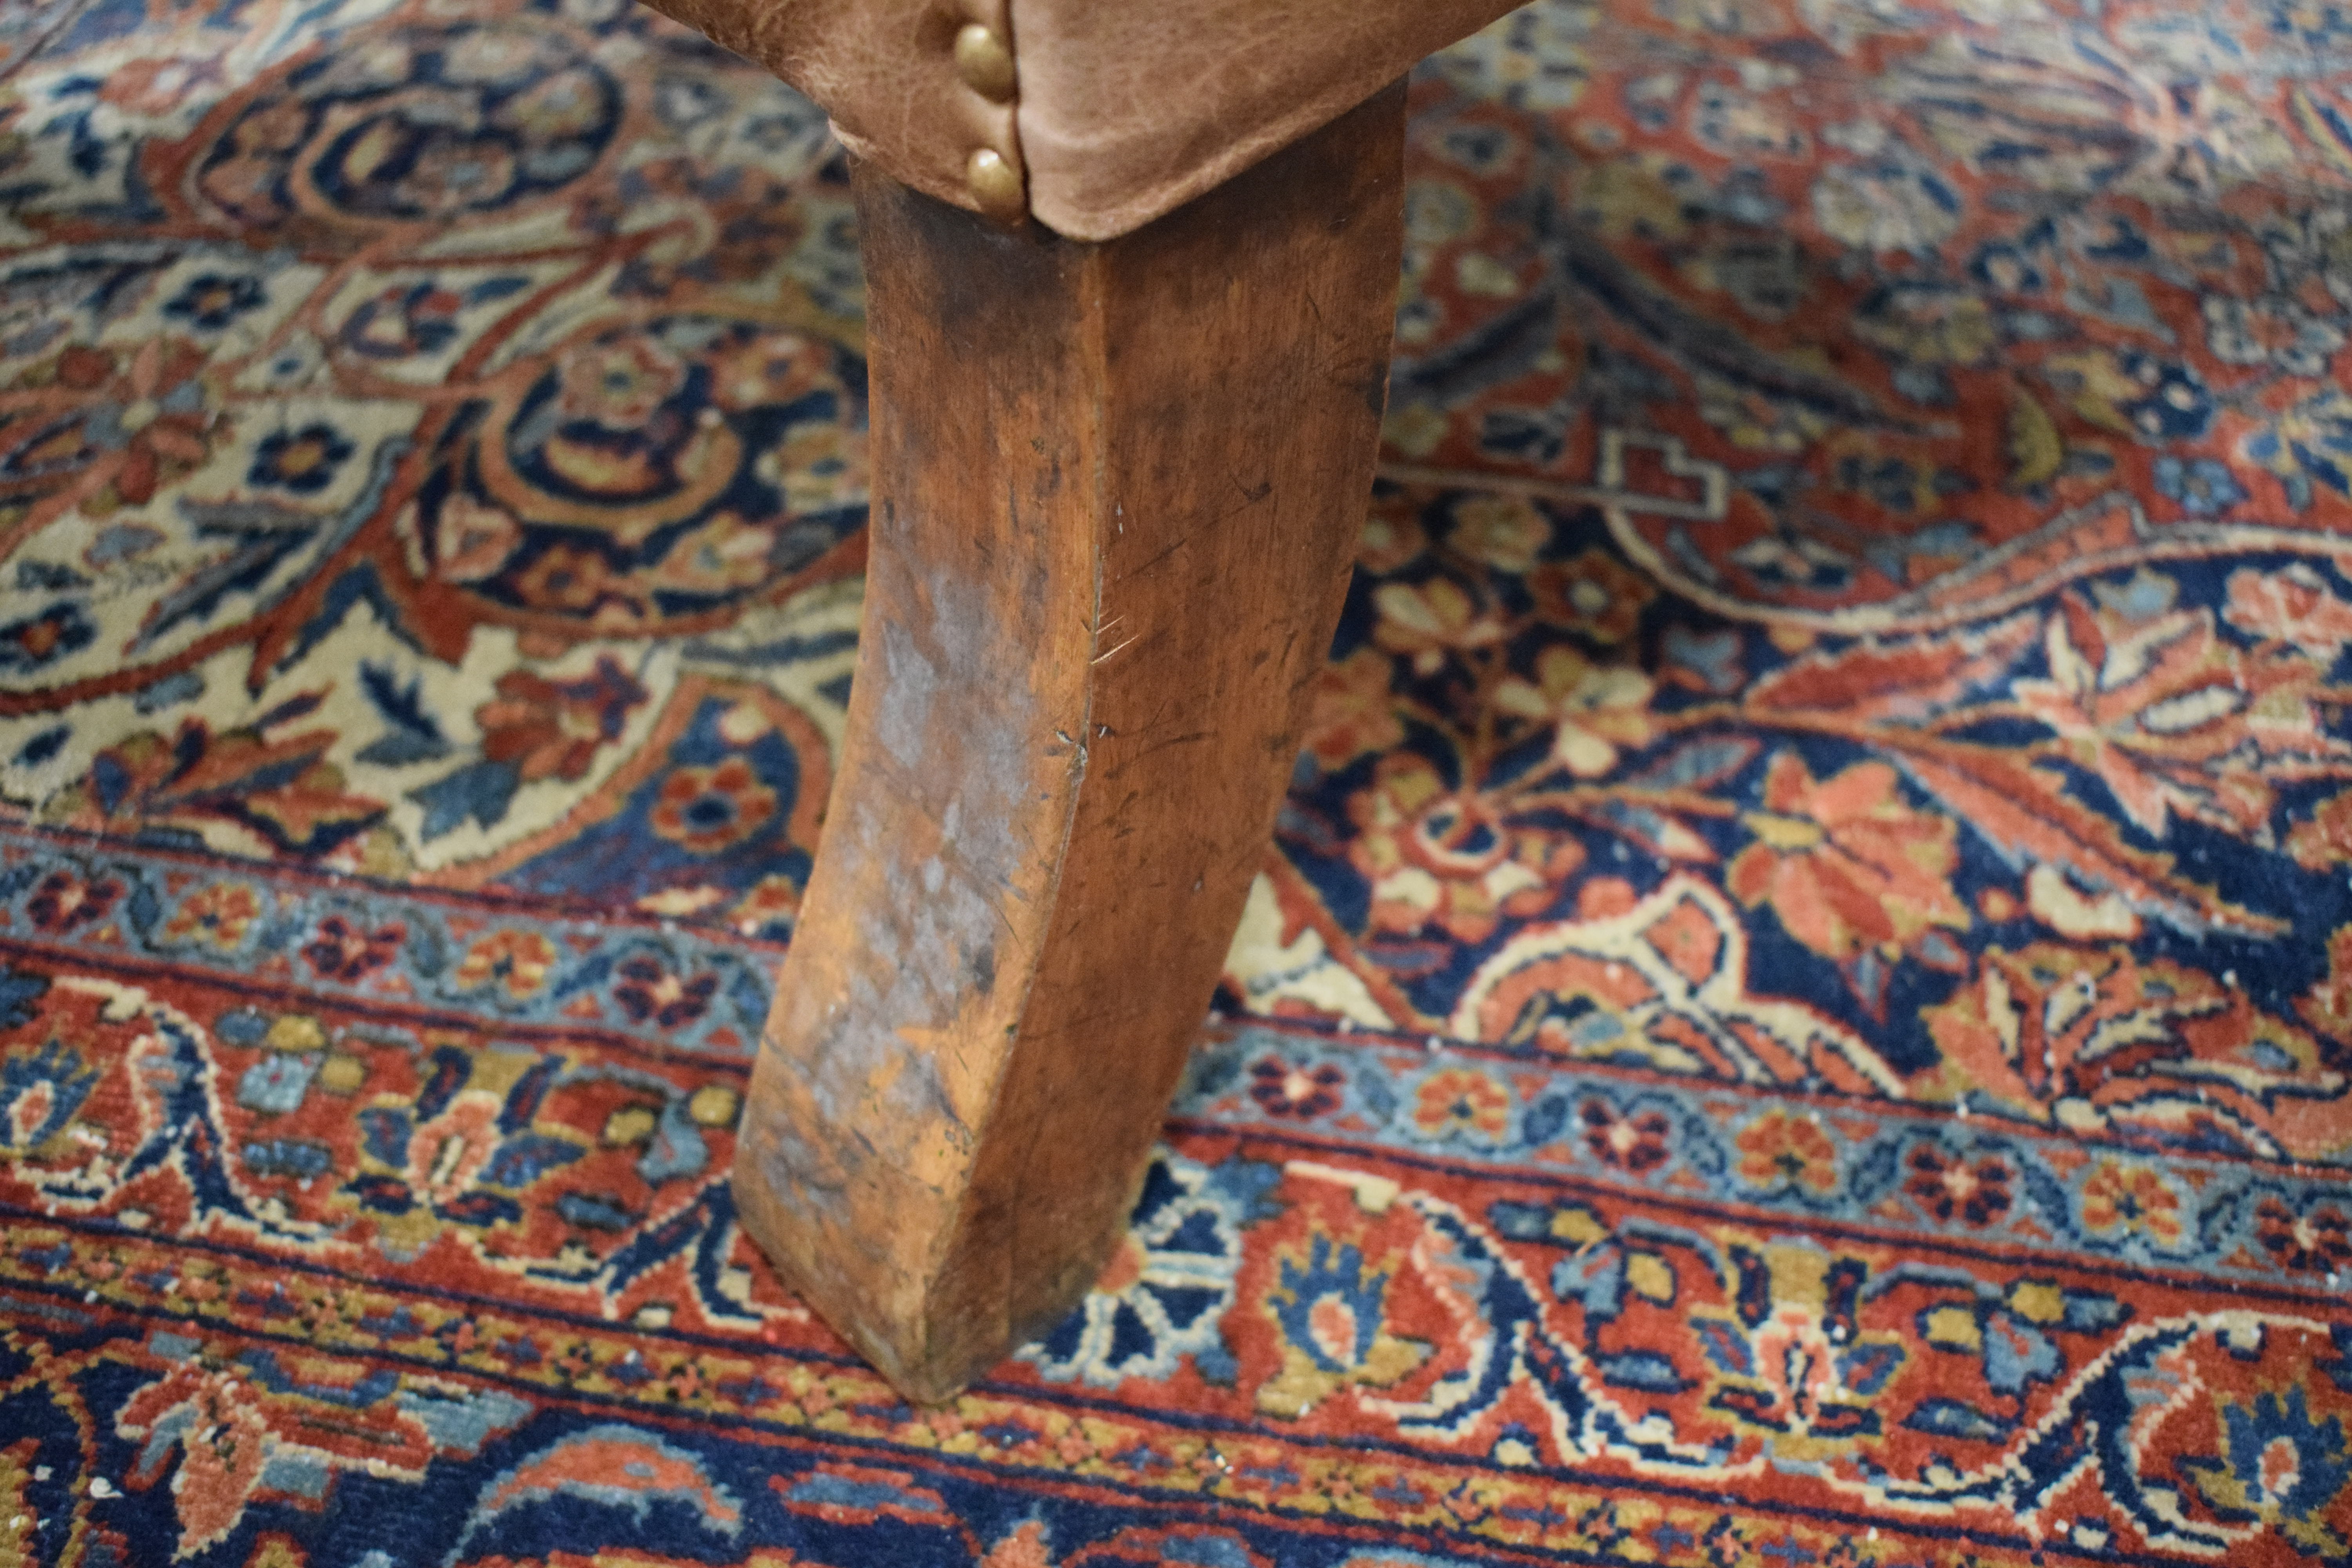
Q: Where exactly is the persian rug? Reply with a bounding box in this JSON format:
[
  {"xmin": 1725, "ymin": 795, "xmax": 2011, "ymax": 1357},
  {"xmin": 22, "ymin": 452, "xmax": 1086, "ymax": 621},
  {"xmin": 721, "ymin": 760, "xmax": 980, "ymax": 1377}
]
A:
[{"xmin": 2, "ymin": 0, "xmax": 2351, "ymax": 1563}]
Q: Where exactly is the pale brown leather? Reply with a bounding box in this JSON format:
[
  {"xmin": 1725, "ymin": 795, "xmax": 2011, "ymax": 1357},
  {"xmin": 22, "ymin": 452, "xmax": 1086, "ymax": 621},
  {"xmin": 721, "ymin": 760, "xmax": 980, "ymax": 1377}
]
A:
[
  {"xmin": 635, "ymin": 0, "xmax": 1024, "ymax": 222},
  {"xmin": 1009, "ymin": 0, "xmax": 1517, "ymax": 240},
  {"xmin": 639, "ymin": 0, "xmax": 1516, "ymax": 239}
]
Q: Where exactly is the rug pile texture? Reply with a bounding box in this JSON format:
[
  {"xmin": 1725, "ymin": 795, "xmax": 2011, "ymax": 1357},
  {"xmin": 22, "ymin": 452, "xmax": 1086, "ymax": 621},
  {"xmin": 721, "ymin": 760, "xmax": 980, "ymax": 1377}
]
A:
[{"xmin": 2, "ymin": 0, "xmax": 2351, "ymax": 1563}]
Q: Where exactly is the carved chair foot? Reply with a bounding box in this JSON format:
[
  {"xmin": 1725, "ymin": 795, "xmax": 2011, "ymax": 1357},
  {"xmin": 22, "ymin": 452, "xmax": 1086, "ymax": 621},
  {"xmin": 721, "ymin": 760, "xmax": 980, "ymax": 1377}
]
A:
[{"xmin": 730, "ymin": 85, "xmax": 1406, "ymax": 1402}]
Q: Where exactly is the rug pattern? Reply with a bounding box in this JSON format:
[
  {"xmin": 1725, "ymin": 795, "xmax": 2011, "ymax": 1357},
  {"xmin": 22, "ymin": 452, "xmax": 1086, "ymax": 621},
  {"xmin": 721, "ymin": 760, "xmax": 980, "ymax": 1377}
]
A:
[{"xmin": 1, "ymin": 0, "xmax": 2351, "ymax": 1563}]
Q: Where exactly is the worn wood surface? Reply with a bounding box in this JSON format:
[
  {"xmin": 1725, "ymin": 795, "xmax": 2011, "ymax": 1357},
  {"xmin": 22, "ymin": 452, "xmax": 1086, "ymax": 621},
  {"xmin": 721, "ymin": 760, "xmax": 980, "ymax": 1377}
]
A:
[{"xmin": 730, "ymin": 84, "xmax": 1408, "ymax": 1403}]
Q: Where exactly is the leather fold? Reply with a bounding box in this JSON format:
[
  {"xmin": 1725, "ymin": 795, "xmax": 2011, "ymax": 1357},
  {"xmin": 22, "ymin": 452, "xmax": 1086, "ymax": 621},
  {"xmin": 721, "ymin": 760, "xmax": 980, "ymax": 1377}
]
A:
[
  {"xmin": 1009, "ymin": 0, "xmax": 1517, "ymax": 241},
  {"xmin": 637, "ymin": 0, "xmax": 1517, "ymax": 240}
]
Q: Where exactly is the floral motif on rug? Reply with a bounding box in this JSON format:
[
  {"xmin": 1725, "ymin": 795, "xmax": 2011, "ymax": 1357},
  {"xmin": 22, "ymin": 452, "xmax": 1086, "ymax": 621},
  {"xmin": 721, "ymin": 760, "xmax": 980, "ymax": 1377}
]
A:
[{"xmin": 0, "ymin": 0, "xmax": 2350, "ymax": 1564}]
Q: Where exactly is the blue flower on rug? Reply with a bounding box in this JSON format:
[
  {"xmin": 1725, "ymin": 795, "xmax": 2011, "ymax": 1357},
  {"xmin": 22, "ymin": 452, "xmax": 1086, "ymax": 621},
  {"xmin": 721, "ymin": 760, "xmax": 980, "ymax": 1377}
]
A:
[
  {"xmin": 1270, "ymin": 1234, "xmax": 1394, "ymax": 1376},
  {"xmin": 162, "ymin": 273, "xmax": 268, "ymax": 330},
  {"xmin": 0, "ymin": 603, "xmax": 94, "ymax": 671},
  {"xmin": 2153, "ymin": 455, "xmax": 2248, "ymax": 517},
  {"xmin": 1020, "ymin": 1151, "xmax": 1280, "ymax": 1389},
  {"xmin": 2185, "ymin": 1385, "xmax": 2352, "ymax": 1554},
  {"xmin": 1253, "ymin": 1229, "xmax": 1433, "ymax": 1418},
  {"xmin": 248, "ymin": 423, "xmax": 355, "ymax": 493}
]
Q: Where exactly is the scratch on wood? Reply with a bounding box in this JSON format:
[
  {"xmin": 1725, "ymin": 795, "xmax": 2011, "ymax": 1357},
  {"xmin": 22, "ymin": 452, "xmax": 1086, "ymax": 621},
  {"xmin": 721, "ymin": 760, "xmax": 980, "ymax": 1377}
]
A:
[
  {"xmin": 1125, "ymin": 535, "xmax": 1190, "ymax": 577},
  {"xmin": 1127, "ymin": 728, "xmax": 1212, "ymax": 764},
  {"xmin": 1212, "ymin": 477, "xmax": 1275, "ymax": 527}
]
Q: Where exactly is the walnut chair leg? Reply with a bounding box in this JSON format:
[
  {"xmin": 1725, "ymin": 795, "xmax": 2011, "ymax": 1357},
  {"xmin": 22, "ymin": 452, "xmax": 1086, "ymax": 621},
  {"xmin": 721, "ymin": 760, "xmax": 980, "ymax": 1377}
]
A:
[{"xmin": 730, "ymin": 84, "xmax": 1407, "ymax": 1403}]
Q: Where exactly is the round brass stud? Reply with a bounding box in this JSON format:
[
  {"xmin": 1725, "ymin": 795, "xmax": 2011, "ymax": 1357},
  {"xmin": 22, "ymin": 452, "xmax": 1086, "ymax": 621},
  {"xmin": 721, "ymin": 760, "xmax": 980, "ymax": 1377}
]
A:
[
  {"xmin": 965, "ymin": 147, "xmax": 1025, "ymax": 221},
  {"xmin": 953, "ymin": 22, "xmax": 1016, "ymax": 102}
]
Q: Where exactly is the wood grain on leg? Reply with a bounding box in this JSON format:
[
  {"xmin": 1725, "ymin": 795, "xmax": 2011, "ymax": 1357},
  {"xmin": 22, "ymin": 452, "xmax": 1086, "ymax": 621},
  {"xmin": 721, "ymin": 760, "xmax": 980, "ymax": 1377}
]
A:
[{"xmin": 731, "ymin": 85, "xmax": 1407, "ymax": 1403}]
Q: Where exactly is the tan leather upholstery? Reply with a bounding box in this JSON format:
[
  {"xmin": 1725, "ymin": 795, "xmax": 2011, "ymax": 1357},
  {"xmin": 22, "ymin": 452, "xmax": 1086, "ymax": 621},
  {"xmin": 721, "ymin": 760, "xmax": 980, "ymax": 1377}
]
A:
[
  {"xmin": 1010, "ymin": 0, "xmax": 1516, "ymax": 240},
  {"xmin": 638, "ymin": 0, "xmax": 1517, "ymax": 240}
]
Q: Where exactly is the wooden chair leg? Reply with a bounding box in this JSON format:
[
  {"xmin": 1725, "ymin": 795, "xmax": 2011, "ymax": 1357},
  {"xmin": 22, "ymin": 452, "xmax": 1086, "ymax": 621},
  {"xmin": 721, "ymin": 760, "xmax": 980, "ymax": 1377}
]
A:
[{"xmin": 730, "ymin": 84, "xmax": 1407, "ymax": 1402}]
